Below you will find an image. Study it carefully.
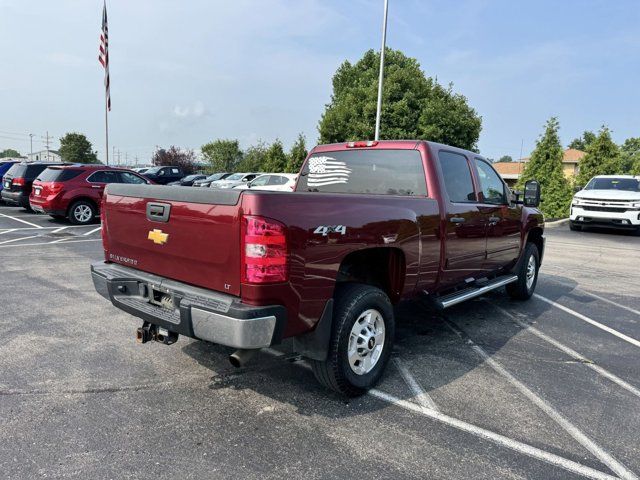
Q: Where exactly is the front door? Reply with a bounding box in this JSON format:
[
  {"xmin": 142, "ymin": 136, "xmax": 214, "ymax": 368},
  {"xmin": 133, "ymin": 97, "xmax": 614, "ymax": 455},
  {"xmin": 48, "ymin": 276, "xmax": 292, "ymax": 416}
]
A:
[
  {"xmin": 473, "ymin": 158, "xmax": 522, "ymax": 271},
  {"xmin": 437, "ymin": 150, "xmax": 488, "ymax": 287}
]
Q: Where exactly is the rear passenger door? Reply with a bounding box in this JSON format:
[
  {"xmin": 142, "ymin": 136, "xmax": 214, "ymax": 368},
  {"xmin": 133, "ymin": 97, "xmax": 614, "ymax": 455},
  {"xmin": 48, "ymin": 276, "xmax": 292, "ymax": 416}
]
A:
[
  {"xmin": 473, "ymin": 158, "xmax": 522, "ymax": 270},
  {"xmin": 437, "ymin": 150, "xmax": 488, "ymax": 287},
  {"xmin": 87, "ymin": 170, "xmax": 120, "ymax": 200}
]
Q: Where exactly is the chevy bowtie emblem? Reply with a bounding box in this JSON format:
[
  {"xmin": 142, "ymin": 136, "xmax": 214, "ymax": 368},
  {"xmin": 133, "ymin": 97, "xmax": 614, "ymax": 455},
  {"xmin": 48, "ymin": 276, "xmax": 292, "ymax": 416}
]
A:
[{"xmin": 148, "ymin": 229, "xmax": 168, "ymax": 245}]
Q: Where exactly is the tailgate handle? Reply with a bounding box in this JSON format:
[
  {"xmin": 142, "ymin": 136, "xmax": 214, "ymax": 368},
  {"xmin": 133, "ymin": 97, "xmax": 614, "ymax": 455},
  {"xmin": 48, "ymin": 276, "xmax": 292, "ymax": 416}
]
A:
[{"xmin": 146, "ymin": 202, "xmax": 171, "ymax": 222}]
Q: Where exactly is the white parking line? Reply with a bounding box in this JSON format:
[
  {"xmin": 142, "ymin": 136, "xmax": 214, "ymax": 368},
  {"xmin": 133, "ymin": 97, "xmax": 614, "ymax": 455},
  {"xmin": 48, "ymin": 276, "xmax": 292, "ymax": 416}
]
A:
[
  {"xmin": 535, "ymin": 294, "xmax": 640, "ymax": 349},
  {"xmin": 0, "ymin": 228, "xmax": 16, "ymax": 235},
  {"xmin": 392, "ymin": 357, "xmax": 439, "ymax": 412},
  {"xmin": 83, "ymin": 226, "xmax": 102, "ymax": 236},
  {"xmin": 369, "ymin": 390, "xmax": 618, "ymax": 480},
  {"xmin": 0, "ymin": 224, "xmax": 100, "ymax": 233},
  {"xmin": 47, "ymin": 237, "xmax": 71, "ymax": 244},
  {"xmin": 0, "ymin": 235, "xmax": 40, "ymax": 245},
  {"xmin": 489, "ymin": 302, "xmax": 640, "ymax": 400},
  {"xmin": 51, "ymin": 226, "xmax": 68, "ymax": 234},
  {"xmin": 0, "ymin": 238, "xmax": 101, "ymax": 249},
  {"xmin": 445, "ymin": 320, "xmax": 638, "ymax": 480},
  {"xmin": 0, "ymin": 212, "xmax": 43, "ymax": 228}
]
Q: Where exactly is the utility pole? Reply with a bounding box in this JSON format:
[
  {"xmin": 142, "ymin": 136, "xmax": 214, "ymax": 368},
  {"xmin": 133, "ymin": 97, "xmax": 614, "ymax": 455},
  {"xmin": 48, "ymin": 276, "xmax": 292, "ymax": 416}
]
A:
[
  {"xmin": 374, "ymin": 0, "xmax": 389, "ymax": 141},
  {"xmin": 42, "ymin": 131, "xmax": 53, "ymax": 161},
  {"xmin": 116, "ymin": 149, "xmax": 121, "ymax": 166},
  {"xmin": 134, "ymin": 155, "xmax": 139, "ymax": 166},
  {"xmin": 125, "ymin": 152, "xmax": 128, "ymax": 166},
  {"xmin": 29, "ymin": 133, "xmax": 34, "ymax": 157}
]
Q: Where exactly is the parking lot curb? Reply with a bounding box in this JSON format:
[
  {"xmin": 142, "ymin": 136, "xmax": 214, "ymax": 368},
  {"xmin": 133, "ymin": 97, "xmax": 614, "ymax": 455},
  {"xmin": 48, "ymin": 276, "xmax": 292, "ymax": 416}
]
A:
[{"xmin": 545, "ymin": 218, "xmax": 569, "ymax": 227}]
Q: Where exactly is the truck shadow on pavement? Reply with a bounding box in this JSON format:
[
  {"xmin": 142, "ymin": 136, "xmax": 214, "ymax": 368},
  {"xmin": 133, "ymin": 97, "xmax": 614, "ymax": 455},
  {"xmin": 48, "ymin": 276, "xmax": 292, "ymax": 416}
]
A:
[{"xmin": 178, "ymin": 285, "xmax": 576, "ymax": 416}]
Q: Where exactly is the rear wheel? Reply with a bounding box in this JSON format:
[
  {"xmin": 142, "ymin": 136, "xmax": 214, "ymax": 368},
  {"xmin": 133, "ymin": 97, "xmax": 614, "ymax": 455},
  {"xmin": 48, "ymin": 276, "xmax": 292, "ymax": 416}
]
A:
[
  {"xmin": 68, "ymin": 200, "xmax": 96, "ymax": 225},
  {"xmin": 569, "ymin": 221, "xmax": 582, "ymax": 231},
  {"xmin": 311, "ymin": 284, "xmax": 395, "ymax": 397},
  {"xmin": 506, "ymin": 242, "xmax": 539, "ymax": 300}
]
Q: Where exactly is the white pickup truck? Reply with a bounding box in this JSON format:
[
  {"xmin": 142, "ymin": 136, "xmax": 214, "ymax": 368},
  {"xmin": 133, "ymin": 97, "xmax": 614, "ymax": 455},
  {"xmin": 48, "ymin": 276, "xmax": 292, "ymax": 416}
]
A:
[{"xmin": 570, "ymin": 175, "xmax": 640, "ymax": 233}]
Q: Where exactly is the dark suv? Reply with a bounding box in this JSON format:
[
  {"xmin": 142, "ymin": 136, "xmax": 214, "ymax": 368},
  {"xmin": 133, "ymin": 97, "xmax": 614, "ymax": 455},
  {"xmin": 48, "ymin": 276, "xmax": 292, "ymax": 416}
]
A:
[
  {"xmin": 1, "ymin": 161, "xmax": 65, "ymax": 209},
  {"xmin": 141, "ymin": 166, "xmax": 184, "ymax": 185},
  {"xmin": 30, "ymin": 165, "xmax": 149, "ymax": 224}
]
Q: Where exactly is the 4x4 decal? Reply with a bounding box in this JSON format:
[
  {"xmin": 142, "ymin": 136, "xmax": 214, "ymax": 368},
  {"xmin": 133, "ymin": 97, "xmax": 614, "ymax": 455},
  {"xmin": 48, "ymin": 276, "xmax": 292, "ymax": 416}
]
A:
[{"xmin": 314, "ymin": 225, "xmax": 347, "ymax": 236}]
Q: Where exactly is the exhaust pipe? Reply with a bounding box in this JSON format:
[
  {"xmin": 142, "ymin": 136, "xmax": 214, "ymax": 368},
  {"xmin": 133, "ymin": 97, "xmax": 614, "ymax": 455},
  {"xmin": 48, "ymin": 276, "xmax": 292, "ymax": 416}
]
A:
[{"xmin": 229, "ymin": 349, "xmax": 259, "ymax": 368}]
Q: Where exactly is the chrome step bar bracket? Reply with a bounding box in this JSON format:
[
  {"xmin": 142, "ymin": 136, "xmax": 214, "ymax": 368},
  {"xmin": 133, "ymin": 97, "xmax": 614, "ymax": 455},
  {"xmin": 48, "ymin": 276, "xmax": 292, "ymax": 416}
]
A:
[{"xmin": 436, "ymin": 275, "xmax": 518, "ymax": 309}]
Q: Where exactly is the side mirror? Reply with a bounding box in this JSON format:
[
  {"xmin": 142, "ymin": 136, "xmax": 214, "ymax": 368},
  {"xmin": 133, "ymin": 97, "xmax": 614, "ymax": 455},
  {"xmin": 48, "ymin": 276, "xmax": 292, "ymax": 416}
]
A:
[
  {"xmin": 524, "ymin": 179, "xmax": 541, "ymax": 207},
  {"xmin": 246, "ymin": 181, "xmax": 252, "ymax": 188},
  {"xmin": 574, "ymin": 185, "xmax": 583, "ymax": 193}
]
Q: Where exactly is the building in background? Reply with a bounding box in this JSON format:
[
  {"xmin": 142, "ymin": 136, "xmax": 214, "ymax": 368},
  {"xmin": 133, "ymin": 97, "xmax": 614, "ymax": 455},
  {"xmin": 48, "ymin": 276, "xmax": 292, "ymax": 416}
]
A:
[
  {"xmin": 493, "ymin": 148, "xmax": 586, "ymax": 187},
  {"xmin": 26, "ymin": 150, "xmax": 62, "ymax": 162}
]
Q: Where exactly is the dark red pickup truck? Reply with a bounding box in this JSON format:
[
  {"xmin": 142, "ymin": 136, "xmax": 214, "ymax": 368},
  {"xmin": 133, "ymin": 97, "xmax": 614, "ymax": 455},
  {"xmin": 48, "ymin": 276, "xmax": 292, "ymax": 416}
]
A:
[{"xmin": 92, "ymin": 140, "xmax": 544, "ymax": 396}]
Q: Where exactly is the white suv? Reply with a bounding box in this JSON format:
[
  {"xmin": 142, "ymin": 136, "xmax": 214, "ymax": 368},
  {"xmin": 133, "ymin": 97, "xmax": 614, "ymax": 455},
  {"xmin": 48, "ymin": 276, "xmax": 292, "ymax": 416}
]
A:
[{"xmin": 570, "ymin": 175, "xmax": 640, "ymax": 232}]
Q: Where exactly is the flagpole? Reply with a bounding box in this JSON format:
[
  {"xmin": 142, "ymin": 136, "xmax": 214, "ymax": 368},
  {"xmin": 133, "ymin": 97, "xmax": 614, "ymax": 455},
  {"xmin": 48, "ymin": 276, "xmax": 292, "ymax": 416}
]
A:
[
  {"xmin": 105, "ymin": 94, "xmax": 109, "ymax": 165},
  {"xmin": 374, "ymin": 0, "xmax": 389, "ymax": 141}
]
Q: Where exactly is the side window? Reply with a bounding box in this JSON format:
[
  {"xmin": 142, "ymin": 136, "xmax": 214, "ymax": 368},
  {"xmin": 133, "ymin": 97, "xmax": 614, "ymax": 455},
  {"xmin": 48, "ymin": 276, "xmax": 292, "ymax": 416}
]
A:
[
  {"xmin": 245, "ymin": 174, "xmax": 258, "ymax": 182},
  {"xmin": 251, "ymin": 175, "xmax": 270, "ymax": 186},
  {"xmin": 171, "ymin": 168, "xmax": 180, "ymax": 175},
  {"xmin": 268, "ymin": 175, "xmax": 284, "ymax": 185},
  {"xmin": 474, "ymin": 158, "xmax": 507, "ymax": 204},
  {"xmin": 88, "ymin": 171, "xmax": 119, "ymax": 183},
  {"xmin": 119, "ymin": 172, "xmax": 146, "ymax": 184},
  {"xmin": 437, "ymin": 151, "xmax": 476, "ymax": 203}
]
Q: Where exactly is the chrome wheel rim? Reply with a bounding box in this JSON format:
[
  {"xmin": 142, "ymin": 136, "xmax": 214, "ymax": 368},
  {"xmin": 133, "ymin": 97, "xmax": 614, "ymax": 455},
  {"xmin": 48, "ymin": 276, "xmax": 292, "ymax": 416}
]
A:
[
  {"xmin": 74, "ymin": 205, "xmax": 92, "ymax": 223},
  {"xmin": 526, "ymin": 255, "xmax": 537, "ymax": 290},
  {"xmin": 348, "ymin": 308, "xmax": 385, "ymax": 375}
]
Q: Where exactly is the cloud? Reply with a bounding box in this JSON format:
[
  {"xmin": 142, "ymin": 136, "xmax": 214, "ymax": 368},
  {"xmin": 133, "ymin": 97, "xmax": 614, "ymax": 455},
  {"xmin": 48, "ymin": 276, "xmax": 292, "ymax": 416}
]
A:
[{"xmin": 172, "ymin": 101, "xmax": 207, "ymax": 119}]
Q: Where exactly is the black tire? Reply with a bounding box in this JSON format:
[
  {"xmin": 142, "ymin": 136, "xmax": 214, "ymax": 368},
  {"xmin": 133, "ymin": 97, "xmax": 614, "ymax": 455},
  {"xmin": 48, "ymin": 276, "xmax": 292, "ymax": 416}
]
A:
[
  {"xmin": 569, "ymin": 221, "xmax": 582, "ymax": 231},
  {"xmin": 67, "ymin": 200, "xmax": 96, "ymax": 225},
  {"xmin": 49, "ymin": 214, "xmax": 65, "ymax": 220},
  {"xmin": 311, "ymin": 283, "xmax": 395, "ymax": 397},
  {"xmin": 506, "ymin": 242, "xmax": 540, "ymax": 300}
]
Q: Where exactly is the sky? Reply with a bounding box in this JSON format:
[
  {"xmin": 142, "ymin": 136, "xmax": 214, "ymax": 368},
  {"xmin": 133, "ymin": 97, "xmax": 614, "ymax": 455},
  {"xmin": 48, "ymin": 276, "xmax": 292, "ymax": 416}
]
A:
[{"xmin": 1, "ymin": 0, "xmax": 639, "ymax": 164}]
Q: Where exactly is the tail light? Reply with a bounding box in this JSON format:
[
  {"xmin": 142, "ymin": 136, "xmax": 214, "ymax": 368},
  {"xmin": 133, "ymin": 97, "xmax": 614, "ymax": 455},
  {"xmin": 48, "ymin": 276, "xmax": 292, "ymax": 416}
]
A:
[
  {"xmin": 241, "ymin": 215, "xmax": 288, "ymax": 284},
  {"xmin": 12, "ymin": 177, "xmax": 25, "ymax": 186},
  {"xmin": 46, "ymin": 182, "xmax": 64, "ymax": 194}
]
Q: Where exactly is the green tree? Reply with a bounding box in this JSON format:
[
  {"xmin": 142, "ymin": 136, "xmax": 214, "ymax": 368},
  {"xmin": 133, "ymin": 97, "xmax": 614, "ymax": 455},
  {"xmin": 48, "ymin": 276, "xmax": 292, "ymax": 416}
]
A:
[
  {"xmin": 236, "ymin": 141, "xmax": 268, "ymax": 172},
  {"xmin": 575, "ymin": 127, "xmax": 621, "ymax": 186},
  {"xmin": 518, "ymin": 118, "xmax": 572, "ymax": 219},
  {"xmin": 286, "ymin": 133, "xmax": 308, "ymax": 173},
  {"xmin": 497, "ymin": 155, "xmax": 513, "ymax": 163},
  {"xmin": 318, "ymin": 48, "xmax": 482, "ymax": 150},
  {"xmin": 58, "ymin": 133, "xmax": 99, "ymax": 163},
  {"xmin": 568, "ymin": 131, "xmax": 596, "ymax": 151},
  {"xmin": 262, "ymin": 139, "xmax": 288, "ymax": 172},
  {"xmin": 0, "ymin": 148, "xmax": 21, "ymax": 158},
  {"xmin": 201, "ymin": 139, "xmax": 243, "ymax": 172},
  {"xmin": 620, "ymin": 137, "xmax": 640, "ymax": 174}
]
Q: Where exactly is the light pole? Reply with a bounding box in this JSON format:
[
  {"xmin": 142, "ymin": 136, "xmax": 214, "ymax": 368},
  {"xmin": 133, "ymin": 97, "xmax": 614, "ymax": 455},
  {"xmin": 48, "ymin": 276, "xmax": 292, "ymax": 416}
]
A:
[
  {"xmin": 374, "ymin": 0, "xmax": 389, "ymax": 141},
  {"xmin": 29, "ymin": 133, "xmax": 34, "ymax": 156}
]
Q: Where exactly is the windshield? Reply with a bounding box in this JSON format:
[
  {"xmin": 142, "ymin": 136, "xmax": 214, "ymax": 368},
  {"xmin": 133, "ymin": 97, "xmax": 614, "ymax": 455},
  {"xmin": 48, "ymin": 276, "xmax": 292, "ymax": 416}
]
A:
[
  {"xmin": 225, "ymin": 173, "xmax": 245, "ymax": 181},
  {"xmin": 36, "ymin": 168, "xmax": 83, "ymax": 182},
  {"xmin": 205, "ymin": 173, "xmax": 226, "ymax": 181},
  {"xmin": 182, "ymin": 175, "xmax": 200, "ymax": 182},
  {"xmin": 585, "ymin": 177, "xmax": 640, "ymax": 191},
  {"xmin": 144, "ymin": 167, "xmax": 161, "ymax": 174}
]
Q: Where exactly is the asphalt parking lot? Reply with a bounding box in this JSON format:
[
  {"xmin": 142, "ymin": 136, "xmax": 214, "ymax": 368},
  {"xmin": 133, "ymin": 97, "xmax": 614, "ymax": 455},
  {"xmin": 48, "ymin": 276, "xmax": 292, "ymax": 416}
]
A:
[{"xmin": 1, "ymin": 204, "xmax": 639, "ymax": 480}]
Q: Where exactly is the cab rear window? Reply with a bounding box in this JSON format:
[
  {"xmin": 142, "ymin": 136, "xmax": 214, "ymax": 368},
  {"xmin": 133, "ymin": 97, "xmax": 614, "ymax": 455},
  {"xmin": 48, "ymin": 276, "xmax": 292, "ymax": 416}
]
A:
[
  {"xmin": 297, "ymin": 150, "xmax": 427, "ymax": 196},
  {"xmin": 37, "ymin": 168, "xmax": 83, "ymax": 182}
]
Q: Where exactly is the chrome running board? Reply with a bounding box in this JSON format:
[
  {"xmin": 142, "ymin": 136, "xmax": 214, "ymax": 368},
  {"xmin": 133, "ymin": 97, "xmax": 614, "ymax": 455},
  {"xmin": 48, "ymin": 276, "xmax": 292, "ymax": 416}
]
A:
[{"xmin": 435, "ymin": 275, "xmax": 518, "ymax": 309}]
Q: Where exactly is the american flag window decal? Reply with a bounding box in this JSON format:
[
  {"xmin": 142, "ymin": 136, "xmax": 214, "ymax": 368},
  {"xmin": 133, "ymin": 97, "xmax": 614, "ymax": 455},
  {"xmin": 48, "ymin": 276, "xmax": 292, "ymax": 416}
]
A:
[{"xmin": 307, "ymin": 156, "xmax": 352, "ymax": 187}]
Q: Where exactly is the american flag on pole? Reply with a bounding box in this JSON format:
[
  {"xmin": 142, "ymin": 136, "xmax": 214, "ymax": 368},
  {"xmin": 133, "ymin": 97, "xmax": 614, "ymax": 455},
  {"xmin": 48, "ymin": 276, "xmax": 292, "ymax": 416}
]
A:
[{"xmin": 98, "ymin": 1, "xmax": 110, "ymax": 111}]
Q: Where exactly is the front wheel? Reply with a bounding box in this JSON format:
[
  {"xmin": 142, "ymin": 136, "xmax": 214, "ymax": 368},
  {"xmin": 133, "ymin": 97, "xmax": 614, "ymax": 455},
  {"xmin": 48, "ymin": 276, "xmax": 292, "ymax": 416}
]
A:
[
  {"xmin": 506, "ymin": 242, "xmax": 540, "ymax": 300},
  {"xmin": 68, "ymin": 200, "xmax": 96, "ymax": 225},
  {"xmin": 311, "ymin": 284, "xmax": 395, "ymax": 397},
  {"xmin": 569, "ymin": 221, "xmax": 582, "ymax": 231}
]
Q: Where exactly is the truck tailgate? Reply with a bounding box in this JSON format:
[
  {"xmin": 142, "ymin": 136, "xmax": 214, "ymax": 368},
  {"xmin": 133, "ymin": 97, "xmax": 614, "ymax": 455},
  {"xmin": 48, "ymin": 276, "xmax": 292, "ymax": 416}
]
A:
[{"xmin": 102, "ymin": 184, "xmax": 242, "ymax": 296}]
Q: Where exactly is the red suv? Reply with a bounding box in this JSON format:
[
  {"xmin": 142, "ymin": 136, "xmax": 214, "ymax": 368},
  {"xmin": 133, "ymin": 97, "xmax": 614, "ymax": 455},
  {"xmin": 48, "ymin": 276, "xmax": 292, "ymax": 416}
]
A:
[{"xmin": 30, "ymin": 165, "xmax": 149, "ymax": 224}]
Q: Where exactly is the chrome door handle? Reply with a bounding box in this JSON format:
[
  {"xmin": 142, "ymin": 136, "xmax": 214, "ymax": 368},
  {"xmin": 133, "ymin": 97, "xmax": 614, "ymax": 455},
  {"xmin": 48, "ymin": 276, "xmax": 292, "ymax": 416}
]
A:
[
  {"xmin": 488, "ymin": 216, "xmax": 501, "ymax": 224},
  {"xmin": 91, "ymin": 185, "xmax": 103, "ymax": 189},
  {"xmin": 450, "ymin": 217, "xmax": 466, "ymax": 224}
]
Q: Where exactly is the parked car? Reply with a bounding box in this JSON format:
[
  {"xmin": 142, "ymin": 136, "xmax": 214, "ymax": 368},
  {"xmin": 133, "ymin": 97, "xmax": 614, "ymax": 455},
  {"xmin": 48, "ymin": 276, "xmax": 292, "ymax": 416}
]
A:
[
  {"xmin": 91, "ymin": 140, "xmax": 544, "ymax": 396},
  {"xmin": 210, "ymin": 172, "xmax": 259, "ymax": 189},
  {"xmin": 30, "ymin": 165, "xmax": 149, "ymax": 224},
  {"xmin": 141, "ymin": 166, "xmax": 184, "ymax": 185},
  {"xmin": 234, "ymin": 173, "xmax": 298, "ymax": 191},
  {"xmin": 1, "ymin": 161, "xmax": 65, "ymax": 209},
  {"xmin": 0, "ymin": 160, "xmax": 20, "ymax": 197},
  {"xmin": 193, "ymin": 172, "xmax": 232, "ymax": 188},
  {"xmin": 167, "ymin": 174, "xmax": 207, "ymax": 187},
  {"xmin": 571, "ymin": 175, "xmax": 640, "ymax": 233}
]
